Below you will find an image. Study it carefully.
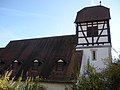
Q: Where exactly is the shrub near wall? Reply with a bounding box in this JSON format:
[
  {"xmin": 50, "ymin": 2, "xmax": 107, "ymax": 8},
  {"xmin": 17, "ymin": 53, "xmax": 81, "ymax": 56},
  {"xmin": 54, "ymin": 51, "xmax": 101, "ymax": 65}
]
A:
[
  {"xmin": 0, "ymin": 71, "xmax": 42, "ymax": 90},
  {"xmin": 72, "ymin": 63, "xmax": 107, "ymax": 90},
  {"xmin": 72, "ymin": 60, "xmax": 120, "ymax": 90},
  {"xmin": 103, "ymin": 60, "xmax": 120, "ymax": 90}
]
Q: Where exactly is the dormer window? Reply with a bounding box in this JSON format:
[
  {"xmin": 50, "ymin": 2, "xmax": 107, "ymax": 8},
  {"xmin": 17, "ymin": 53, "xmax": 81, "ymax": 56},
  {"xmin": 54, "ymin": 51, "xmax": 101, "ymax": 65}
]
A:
[
  {"xmin": 8, "ymin": 59, "xmax": 22, "ymax": 77},
  {"xmin": 56, "ymin": 59, "xmax": 65, "ymax": 71},
  {"xmin": 57, "ymin": 59, "xmax": 64, "ymax": 63},
  {"xmin": 11, "ymin": 60, "xmax": 22, "ymax": 69},
  {"xmin": 14, "ymin": 59, "xmax": 18, "ymax": 63},
  {"xmin": 34, "ymin": 59, "xmax": 39, "ymax": 63},
  {"xmin": 32, "ymin": 59, "xmax": 39, "ymax": 70}
]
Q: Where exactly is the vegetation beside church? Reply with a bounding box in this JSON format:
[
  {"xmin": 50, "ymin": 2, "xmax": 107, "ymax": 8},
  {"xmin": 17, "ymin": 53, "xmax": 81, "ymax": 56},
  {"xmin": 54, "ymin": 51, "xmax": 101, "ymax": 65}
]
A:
[
  {"xmin": 0, "ymin": 71, "xmax": 42, "ymax": 90},
  {"xmin": 72, "ymin": 59, "xmax": 120, "ymax": 90}
]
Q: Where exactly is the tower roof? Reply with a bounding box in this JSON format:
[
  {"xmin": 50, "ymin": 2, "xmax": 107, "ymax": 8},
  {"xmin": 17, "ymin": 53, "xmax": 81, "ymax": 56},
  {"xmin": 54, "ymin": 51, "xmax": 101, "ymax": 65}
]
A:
[{"xmin": 75, "ymin": 5, "xmax": 111, "ymax": 23}]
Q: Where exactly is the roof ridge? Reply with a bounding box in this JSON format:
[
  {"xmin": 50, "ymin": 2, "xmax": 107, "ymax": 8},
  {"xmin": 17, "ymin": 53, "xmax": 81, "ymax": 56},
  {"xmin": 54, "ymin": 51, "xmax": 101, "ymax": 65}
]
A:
[
  {"xmin": 82, "ymin": 5, "xmax": 109, "ymax": 10},
  {"xmin": 10, "ymin": 34, "xmax": 76, "ymax": 42}
]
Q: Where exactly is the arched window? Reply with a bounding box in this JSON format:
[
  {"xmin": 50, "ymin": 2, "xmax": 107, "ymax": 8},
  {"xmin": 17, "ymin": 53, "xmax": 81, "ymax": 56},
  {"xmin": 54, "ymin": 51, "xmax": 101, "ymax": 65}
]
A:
[
  {"xmin": 56, "ymin": 59, "xmax": 65, "ymax": 71},
  {"xmin": 32, "ymin": 59, "xmax": 43, "ymax": 70},
  {"xmin": 9, "ymin": 59, "xmax": 22, "ymax": 77},
  {"xmin": 32, "ymin": 59, "xmax": 39, "ymax": 70},
  {"xmin": 28, "ymin": 59, "xmax": 43, "ymax": 78},
  {"xmin": 12, "ymin": 60, "xmax": 22, "ymax": 69}
]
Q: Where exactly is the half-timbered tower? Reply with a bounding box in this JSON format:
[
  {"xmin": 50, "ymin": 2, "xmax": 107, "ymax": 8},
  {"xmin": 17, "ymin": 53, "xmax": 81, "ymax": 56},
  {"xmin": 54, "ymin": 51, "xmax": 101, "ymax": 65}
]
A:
[{"xmin": 75, "ymin": 5, "xmax": 112, "ymax": 74}]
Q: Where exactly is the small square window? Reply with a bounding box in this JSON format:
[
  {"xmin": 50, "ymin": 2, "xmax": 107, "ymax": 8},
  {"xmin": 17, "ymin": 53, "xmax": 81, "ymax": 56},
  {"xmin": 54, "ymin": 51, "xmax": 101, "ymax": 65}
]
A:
[{"xmin": 87, "ymin": 26, "xmax": 98, "ymax": 37}]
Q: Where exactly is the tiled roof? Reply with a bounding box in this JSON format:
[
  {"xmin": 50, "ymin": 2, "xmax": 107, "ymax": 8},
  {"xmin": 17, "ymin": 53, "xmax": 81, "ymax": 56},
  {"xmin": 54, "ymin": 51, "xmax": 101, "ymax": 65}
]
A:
[
  {"xmin": 0, "ymin": 35, "xmax": 83, "ymax": 82},
  {"xmin": 75, "ymin": 5, "xmax": 110, "ymax": 23},
  {"xmin": 0, "ymin": 48, "xmax": 4, "ymax": 55}
]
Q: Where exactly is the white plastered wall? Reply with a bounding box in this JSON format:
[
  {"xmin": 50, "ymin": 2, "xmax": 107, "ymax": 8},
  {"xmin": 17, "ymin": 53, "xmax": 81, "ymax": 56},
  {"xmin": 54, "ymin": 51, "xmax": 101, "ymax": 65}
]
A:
[
  {"xmin": 40, "ymin": 82, "xmax": 72, "ymax": 90},
  {"xmin": 76, "ymin": 46, "xmax": 111, "ymax": 75}
]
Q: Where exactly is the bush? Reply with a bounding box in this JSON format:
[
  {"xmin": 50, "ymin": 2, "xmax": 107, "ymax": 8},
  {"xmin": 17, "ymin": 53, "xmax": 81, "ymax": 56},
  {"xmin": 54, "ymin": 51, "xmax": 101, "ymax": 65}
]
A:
[
  {"xmin": 103, "ymin": 60, "xmax": 120, "ymax": 90},
  {"xmin": 72, "ymin": 62, "xmax": 107, "ymax": 90},
  {"xmin": 0, "ymin": 71, "xmax": 42, "ymax": 90},
  {"xmin": 72, "ymin": 59, "xmax": 120, "ymax": 90}
]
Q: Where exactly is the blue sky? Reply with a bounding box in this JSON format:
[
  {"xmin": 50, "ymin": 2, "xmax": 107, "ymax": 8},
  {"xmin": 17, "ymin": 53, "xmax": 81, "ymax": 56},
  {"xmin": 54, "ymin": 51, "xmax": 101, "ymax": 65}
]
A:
[{"xmin": 0, "ymin": 0, "xmax": 120, "ymax": 54}]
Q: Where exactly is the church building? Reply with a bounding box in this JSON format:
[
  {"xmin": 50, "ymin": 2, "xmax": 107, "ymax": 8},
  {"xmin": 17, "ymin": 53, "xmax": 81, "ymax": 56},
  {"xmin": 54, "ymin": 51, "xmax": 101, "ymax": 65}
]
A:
[{"xmin": 0, "ymin": 4, "xmax": 112, "ymax": 90}]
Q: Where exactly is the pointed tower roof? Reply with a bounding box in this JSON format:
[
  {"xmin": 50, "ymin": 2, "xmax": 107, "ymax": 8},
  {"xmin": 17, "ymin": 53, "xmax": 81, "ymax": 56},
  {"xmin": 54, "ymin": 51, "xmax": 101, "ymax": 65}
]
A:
[{"xmin": 75, "ymin": 5, "xmax": 111, "ymax": 23}]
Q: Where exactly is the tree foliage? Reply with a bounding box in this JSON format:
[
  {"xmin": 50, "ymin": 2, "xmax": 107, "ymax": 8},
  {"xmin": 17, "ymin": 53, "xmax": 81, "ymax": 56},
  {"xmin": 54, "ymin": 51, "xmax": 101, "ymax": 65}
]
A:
[
  {"xmin": 0, "ymin": 71, "xmax": 42, "ymax": 90},
  {"xmin": 103, "ymin": 60, "xmax": 120, "ymax": 90},
  {"xmin": 72, "ymin": 59, "xmax": 120, "ymax": 90}
]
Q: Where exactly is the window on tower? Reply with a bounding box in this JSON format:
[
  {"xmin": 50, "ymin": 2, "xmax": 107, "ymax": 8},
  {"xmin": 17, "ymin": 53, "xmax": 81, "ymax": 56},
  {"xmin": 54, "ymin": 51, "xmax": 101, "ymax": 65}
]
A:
[
  {"xmin": 87, "ymin": 26, "xmax": 98, "ymax": 37},
  {"xmin": 91, "ymin": 50, "xmax": 97, "ymax": 60},
  {"xmin": 92, "ymin": 51, "xmax": 96, "ymax": 60}
]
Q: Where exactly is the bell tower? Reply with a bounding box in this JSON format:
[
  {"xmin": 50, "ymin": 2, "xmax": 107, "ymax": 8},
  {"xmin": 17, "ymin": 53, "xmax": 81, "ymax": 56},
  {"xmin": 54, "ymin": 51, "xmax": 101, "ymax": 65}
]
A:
[{"xmin": 74, "ymin": 5, "xmax": 112, "ymax": 74}]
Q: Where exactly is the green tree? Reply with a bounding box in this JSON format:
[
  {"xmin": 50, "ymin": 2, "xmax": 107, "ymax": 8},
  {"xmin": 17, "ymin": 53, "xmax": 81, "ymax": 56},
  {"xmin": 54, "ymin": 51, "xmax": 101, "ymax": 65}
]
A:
[
  {"xmin": 103, "ymin": 60, "xmax": 120, "ymax": 90},
  {"xmin": 72, "ymin": 61, "xmax": 106, "ymax": 90},
  {"xmin": 72, "ymin": 59, "xmax": 120, "ymax": 90}
]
